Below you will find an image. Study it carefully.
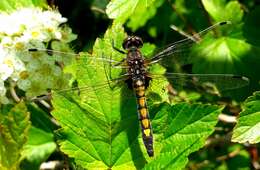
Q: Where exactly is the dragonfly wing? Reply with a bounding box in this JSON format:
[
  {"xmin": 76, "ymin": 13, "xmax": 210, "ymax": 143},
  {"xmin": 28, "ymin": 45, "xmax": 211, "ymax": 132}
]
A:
[
  {"xmin": 27, "ymin": 48, "xmax": 123, "ymax": 65},
  {"xmin": 31, "ymin": 75, "xmax": 129, "ymax": 102},
  {"xmin": 151, "ymin": 72, "xmax": 249, "ymax": 92},
  {"xmin": 147, "ymin": 21, "xmax": 231, "ymax": 65}
]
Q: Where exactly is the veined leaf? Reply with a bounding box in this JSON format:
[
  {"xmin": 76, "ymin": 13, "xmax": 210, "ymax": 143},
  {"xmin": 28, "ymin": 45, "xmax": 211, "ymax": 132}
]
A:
[
  {"xmin": 52, "ymin": 23, "xmax": 146, "ymax": 169},
  {"xmin": 19, "ymin": 104, "xmax": 57, "ymax": 170},
  {"xmin": 0, "ymin": 102, "xmax": 30, "ymax": 170},
  {"xmin": 232, "ymin": 91, "xmax": 260, "ymax": 144},
  {"xmin": 106, "ymin": 0, "xmax": 163, "ymax": 30},
  {"xmin": 126, "ymin": 0, "xmax": 164, "ymax": 31},
  {"xmin": 20, "ymin": 126, "xmax": 56, "ymax": 170},
  {"xmin": 192, "ymin": 0, "xmax": 260, "ymax": 99},
  {"xmin": 202, "ymin": 0, "xmax": 243, "ymax": 23},
  {"xmin": 145, "ymin": 103, "xmax": 223, "ymax": 170},
  {"xmin": 51, "ymin": 22, "xmax": 224, "ymax": 169}
]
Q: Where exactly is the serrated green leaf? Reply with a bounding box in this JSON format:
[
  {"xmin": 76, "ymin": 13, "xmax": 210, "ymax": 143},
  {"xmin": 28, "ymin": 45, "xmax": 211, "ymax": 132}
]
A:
[
  {"xmin": 192, "ymin": 37, "xmax": 249, "ymax": 74},
  {"xmin": 51, "ymin": 23, "xmax": 148, "ymax": 169},
  {"xmin": 202, "ymin": 0, "xmax": 243, "ymax": 23},
  {"xmin": 20, "ymin": 126, "xmax": 56, "ymax": 170},
  {"xmin": 126, "ymin": 0, "xmax": 164, "ymax": 31},
  {"xmin": 0, "ymin": 0, "xmax": 47, "ymax": 12},
  {"xmin": 106, "ymin": 0, "xmax": 162, "ymax": 29},
  {"xmin": 190, "ymin": 24, "xmax": 260, "ymax": 98},
  {"xmin": 144, "ymin": 103, "xmax": 223, "ymax": 170},
  {"xmin": 140, "ymin": 43, "xmax": 156, "ymax": 57},
  {"xmin": 0, "ymin": 102, "xmax": 30, "ymax": 170},
  {"xmin": 232, "ymin": 91, "xmax": 260, "ymax": 144},
  {"xmin": 51, "ymin": 22, "xmax": 223, "ymax": 168}
]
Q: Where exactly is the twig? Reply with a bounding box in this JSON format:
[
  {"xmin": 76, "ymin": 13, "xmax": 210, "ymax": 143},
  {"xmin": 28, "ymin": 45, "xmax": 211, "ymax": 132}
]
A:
[
  {"xmin": 40, "ymin": 161, "xmax": 63, "ymax": 170},
  {"xmin": 91, "ymin": 6, "xmax": 106, "ymax": 14},
  {"xmin": 216, "ymin": 148, "xmax": 241, "ymax": 161},
  {"xmin": 247, "ymin": 145, "xmax": 260, "ymax": 170},
  {"xmin": 38, "ymin": 99, "xmax": 52, "ymax": 111},
  {"xmin": 10, "ymin": 81, "xmax": 21, "ymax": 103},
  {"xmin": 218, "ymin": 113, "xmax": 237, "ymax": 123}
]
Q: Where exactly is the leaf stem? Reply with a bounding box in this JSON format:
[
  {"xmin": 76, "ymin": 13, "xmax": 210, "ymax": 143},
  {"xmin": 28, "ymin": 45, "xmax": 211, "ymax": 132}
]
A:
[{"xmin": 10, "ymin": 81, "xmax": 21, "ymax": 103}]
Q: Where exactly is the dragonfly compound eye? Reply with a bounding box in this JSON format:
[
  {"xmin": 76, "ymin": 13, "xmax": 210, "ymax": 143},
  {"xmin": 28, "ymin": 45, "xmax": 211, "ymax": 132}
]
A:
[{"xmin": 123, "ymin": 36, "xmax": 143, "ymax": 49}]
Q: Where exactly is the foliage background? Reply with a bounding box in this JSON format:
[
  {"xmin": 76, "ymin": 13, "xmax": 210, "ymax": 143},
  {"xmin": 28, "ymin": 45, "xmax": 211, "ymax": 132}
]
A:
[{"xmin": 0, "ymin": 0, "xmax": 259, "ymax": 170}]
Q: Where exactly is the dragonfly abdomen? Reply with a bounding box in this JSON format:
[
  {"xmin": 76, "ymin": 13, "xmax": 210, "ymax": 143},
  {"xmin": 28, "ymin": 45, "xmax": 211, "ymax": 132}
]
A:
[{"xmin": 133, "ymin": 79, "xmax": 154, "ymax": 157}]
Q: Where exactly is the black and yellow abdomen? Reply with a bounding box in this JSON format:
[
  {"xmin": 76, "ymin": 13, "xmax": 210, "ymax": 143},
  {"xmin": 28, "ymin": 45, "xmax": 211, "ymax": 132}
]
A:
[
  {"xmin": 133, "ymin": 79, "xmax": 154, "ymax": 157},
  {"xmin": 125, "ymin": 46, "xmax": 153, "ymax": 157}
]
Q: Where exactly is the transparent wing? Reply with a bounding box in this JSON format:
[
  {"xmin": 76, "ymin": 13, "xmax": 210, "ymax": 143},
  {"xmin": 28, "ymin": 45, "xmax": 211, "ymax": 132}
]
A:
[
  {"xmin": 27, "ymin": 48, "xmax": 123, "ymax": 65},
  {"xmin": 151, "ymin": 72, "xmax": 249, "ymax": 92},
  {"xmin": 147, "ymin": 21, "xmax": 231, "ymax": 65},
  {"xmin": 31, "ymin": 75, "xmax": 130, "ymax": 102}
]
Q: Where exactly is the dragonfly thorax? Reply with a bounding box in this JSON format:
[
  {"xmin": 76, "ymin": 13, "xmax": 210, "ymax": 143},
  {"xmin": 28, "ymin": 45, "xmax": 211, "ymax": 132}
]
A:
[
  {"xmin": 127, "ymin": 58, "xmax": 146, "ymax": 76},
  {"xmin": 126, "ymin": 57, "xmax": 150, "ymax": 89}
]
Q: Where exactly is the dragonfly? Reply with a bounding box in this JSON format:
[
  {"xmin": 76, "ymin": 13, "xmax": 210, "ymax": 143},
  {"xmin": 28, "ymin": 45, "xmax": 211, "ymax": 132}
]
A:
[{"xmin": 24, "ymin": 21, "xmax": 249, "ymax": 157}]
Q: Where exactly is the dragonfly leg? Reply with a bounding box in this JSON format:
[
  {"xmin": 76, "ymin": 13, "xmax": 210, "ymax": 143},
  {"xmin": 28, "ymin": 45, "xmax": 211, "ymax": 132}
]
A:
[
  {"xmin": 112, "ymin": 39, "xmax": 126, "ymax": 54},
  {"xmin": 106, "ymin": 74, "xmax": 129, "ymax": 90},
  {"xmin": 101, "ymin": 52, "xmax": 127, "ymax": 89},
  {"xmin": 112, "ymin": 58, "xmax": 126, "ymax": 67}
]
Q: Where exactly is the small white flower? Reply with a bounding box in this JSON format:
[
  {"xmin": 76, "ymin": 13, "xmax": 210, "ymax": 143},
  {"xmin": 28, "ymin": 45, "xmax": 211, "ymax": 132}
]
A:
[
  {"xmin": 54, "ymin": 31, "xmax": 62, "ymax": 39},
  {"xmin": 0, "ymin": 64, "xmax": 13, "ymax": 80},
  {"xmin": 1, "ymin": 37, "xmax": 13, "ymax": 46},
  {"xmin": 0, "ymin": 7, "xmax": 76, "ymax": 101}
]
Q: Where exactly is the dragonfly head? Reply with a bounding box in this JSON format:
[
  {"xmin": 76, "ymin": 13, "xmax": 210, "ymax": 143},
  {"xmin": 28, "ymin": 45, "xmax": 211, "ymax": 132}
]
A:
[{"xmin": 123, "ymin": 36, "xmax": 143, "ymax": 50}]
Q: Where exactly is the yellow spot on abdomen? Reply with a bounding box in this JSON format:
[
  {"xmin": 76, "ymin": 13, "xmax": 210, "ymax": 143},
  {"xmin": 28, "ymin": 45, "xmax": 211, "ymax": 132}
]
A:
[
  {"xmin": 143, "ymin": 129, "xmax": 151, "ymax": 137},
  {"xmin": 137, "ymin": 90, "xmax": 145, "ymax": 97},
  {"xmin": 142, "ymin": 119, "xmax": 150, "ymax": 128},
  {"xmin": 137, "ymin": 85, "xmax": 145, "ymax": 90},
  {"xmin": 138, "ymin": 97, "xmax": 146, "ymax": 107},
  {"xmin": 139, "ymin": 108, "xmax": 147, "ymax": 118}
]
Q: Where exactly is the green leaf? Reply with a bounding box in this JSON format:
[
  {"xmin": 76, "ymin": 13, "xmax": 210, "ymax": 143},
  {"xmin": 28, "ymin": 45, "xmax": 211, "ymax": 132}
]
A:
[
  {"xmin": 0, "ymin": 0, "xmax": 47, "ymax": 11},
  {"xmin": 20, "ymin": 104, "xmax": 57, "ymax": 170},
  {"xmin": 144, "ymin": 103, "xmax": 223, "ymax": 170},
  {"xmin": 106, "ymin": 0, "xmax": 163, "ymax": 30},
  {"xmin": 126, "ymin": 0, "xmax": 164, "ymax": 31},
  {"xmin": 192, "ymin": 36, "xmax": 250, "ymax": 74},
  {"xmin": 50, "ymin": 22, "xmax": 223, "ymax": 168},
  {"xmin": 52, "ymin": 23, "xmax": 146, "ymax": 169},
  {"xmin": 20, "ymin": 126, "xmax": 56, "ymax": 170},
  {"xmin": 190, "ymin": 23, "xmax": 260, "ymax": 99},
  {"xmin": 232, "ymin": 91, "xmax": 260, "ymax": 144},
  {"xmin": 202, "ymin": 0, "xmax": 243, "ymax": 23},
  {"xmin": 27, "ymin": 104, "xmax": 57, "ymax": 133},
  {"xmin": 0, "ymin": 102, "xmax": 30, "ymax": 170}
]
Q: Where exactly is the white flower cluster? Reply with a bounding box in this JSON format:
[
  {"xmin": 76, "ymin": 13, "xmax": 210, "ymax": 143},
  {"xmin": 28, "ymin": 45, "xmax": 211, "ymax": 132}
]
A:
[{"xmin": 0, "ymin": 8, "xmax": 77, "ymax": 103}]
